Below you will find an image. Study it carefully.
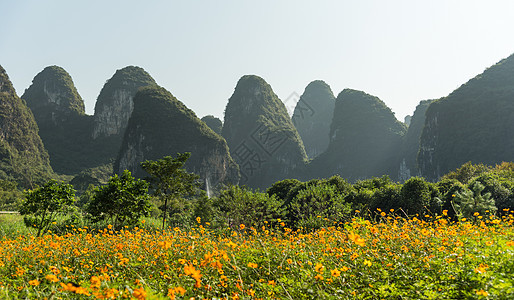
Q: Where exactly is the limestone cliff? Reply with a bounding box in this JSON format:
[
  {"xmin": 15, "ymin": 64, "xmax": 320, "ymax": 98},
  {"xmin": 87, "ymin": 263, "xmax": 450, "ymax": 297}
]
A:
[
  {"xmin": 222, "ymin": 75, "xmax": 307, "ymax": 189},
  {"xmin": 419, "ymin": 53, "xmax": 514, "ymax": 181},
  {"xmin": 0, "ymin": 65, "xmax": 54, "ymax": 187},
  {"xmin": 115, "ymin": 86, "xmax": 239, "ymax": 187},
  {"xmin": 309, "ymin": 89, "xmax": 406, "ymax": 182},
  {"xmin": 201, "ymin": 115, "xmax": 223, "ymax": 135},
  {"xmin": 399, "ymin": 99, "xmax": 433, "ymax": 181},
  {"xmin": 21, "ymin": 66, "xmax": 96, "ymax": 174},
  {"xmin": 22, "ymin": 66, "xmax": 85, "ymax": 125},
  {"xmin": 92, "ymin": 66, "xmax": 156, "ymax": 139},
  {"xmin": 292, "ymin": 80, "xmax": 335, "ymax": 159}
]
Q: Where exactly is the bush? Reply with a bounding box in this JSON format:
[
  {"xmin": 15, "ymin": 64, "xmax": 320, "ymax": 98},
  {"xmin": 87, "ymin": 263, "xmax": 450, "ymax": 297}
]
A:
[
  {"xmin": 287, "ymin": 183, "xmax": 352, "ymax": 230},
  {"xmin": 19, "ymin": 180, "xmax": 76, "ymax": 236},
  {"xmin": 212, "ymin": 186, "xmax": 284, "ymax": 229}
]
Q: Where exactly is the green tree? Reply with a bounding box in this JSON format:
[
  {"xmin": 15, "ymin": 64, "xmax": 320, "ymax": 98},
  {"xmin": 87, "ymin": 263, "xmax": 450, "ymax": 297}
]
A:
[
  {"xmin": 141, "ymin": 153, "xmax": 199, "ymax": 230},
  {"xmin": 400, "ymin": 177, "xmax": 440, "ymax": 215},
  {"xmin": 19, "ymin": 180, "xmax": 75, "ymax": 236},
  {"xmin": 453, "ymin": 181, "xmax": 497, "ymax": 220},
  {"xmin": 86, "ymin": 170, "xmax": 151, "ymax": 229}
]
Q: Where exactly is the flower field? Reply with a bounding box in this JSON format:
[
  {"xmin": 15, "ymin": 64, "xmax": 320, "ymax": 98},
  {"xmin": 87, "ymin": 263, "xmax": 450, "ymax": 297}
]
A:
[{"xmin": 1, "ymin": 211, "xmax": 514, "ymax": 299}]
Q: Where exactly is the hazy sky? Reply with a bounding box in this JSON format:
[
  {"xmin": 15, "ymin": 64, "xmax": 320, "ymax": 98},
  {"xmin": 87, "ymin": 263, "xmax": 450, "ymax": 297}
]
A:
[{"xmin": 2, "ymin": 0, "xmax": 514, "ymax": 122}]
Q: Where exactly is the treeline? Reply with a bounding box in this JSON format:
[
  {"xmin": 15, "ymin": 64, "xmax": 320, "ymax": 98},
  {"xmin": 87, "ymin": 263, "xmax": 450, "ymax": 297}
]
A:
[{"xmin": 4, "ymin": 156, "xmax": 514, "ymax": 235}]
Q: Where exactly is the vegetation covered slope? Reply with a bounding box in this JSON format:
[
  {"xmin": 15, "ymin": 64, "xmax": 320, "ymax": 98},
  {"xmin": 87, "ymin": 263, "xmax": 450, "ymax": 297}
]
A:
[
  {"xmin": 21, "ymin": 66, "xmax": 85, "ymax": 125},
  {"xmin": 222, "ymin": 75, "xmax": 307, "ymax": 189},
  {"xmin": 201, "ymin": 115, "xmax": 222, "ymax": 135},
  {"xmin": 115, "ymin": 85, "xmax": 239, "ymax": 186},
  {"xmin": 292, "ymin": 80, "xmax": 335, "ymax": 159},
  {"xmin": 21, "ymin": 66, "xmax": 96, "ymax": 174},
  {"xmin": 0, "ymin": 65, "xmax": 54, "ymax": 188},
  {"xmin": 310, "ymin": 89, "xmax": 406, "ymax": 182},
  {"xmin": 419, "ymin": 53, "xmax": 514, "ymax": 181},
  {"xmin": 399, "ymin": 99, "xmax": 434, "ymax": 180}
]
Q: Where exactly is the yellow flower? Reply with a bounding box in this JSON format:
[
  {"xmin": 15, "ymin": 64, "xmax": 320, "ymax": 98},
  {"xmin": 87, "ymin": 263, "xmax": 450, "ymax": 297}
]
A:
[
  {"xmin": 348, "ymin": 231, "xmax": 366, "ymax": 247},
  {"xmin": 363, "ymin": 260, "xmax": 372, "ymax": 267},
  {"xmin": 239, "ymin": 224, "xmax": 245, "ymax": 230},
  {"xmin": 247, "ymin": 262, "xmax": 258, "ymax": 268},
  {"xmin": 196, "ymin": 217, "xmax": 201, "ymax": 223},
  {"xmin": 476, "ymin": 289, "xmax": 489, "ymax": 296},
  {"xmin": 331, "ymin": 268, "xmax": 341, "ymax": 277},
  {"xmin": 314, "ymin": 263, "xmax": 324, "ymax": 273}
]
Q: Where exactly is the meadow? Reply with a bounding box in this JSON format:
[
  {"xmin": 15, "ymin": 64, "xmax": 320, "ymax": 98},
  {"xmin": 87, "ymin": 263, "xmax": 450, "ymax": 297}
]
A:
[{"xmin": 1, "ymin": 210, "xmax": 514, "ymax": 299}]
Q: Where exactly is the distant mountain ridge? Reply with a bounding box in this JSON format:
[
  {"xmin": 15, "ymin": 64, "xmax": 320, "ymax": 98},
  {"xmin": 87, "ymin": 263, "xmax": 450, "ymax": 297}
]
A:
[
  {"xmin": 222, "ymin": 75, "xmax": 307, "ymax": 189},
  {"xmin": 292, "ymin": 80, "xmax": 335, "ymax": 159},
  {"xmin": 419, "ymin": 53, "xmax": 514, "ymax": 181},
  {"xmin": 309, "ymin": 89, "xmax": 406, "ymax": 182},
  {"xmin": 0, "ymin": 65, "xmax": 54, "ymax": 188},
  {"xmin": 116, "ymin": 85, "xmax": 239, "ymax": 187}
]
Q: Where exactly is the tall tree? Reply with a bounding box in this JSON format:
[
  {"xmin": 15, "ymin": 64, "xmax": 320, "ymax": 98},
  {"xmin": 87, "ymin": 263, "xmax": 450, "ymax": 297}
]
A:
[{"xmin": 141, "ymin": 153, "xmax": 199, "ymax": 230}]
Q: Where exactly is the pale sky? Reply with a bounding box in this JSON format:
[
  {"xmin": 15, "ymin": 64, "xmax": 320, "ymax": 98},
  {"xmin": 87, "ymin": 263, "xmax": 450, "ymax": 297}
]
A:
[{"xmin": 2, "ymin": 0, "xmax": 514, "ymax": 122}]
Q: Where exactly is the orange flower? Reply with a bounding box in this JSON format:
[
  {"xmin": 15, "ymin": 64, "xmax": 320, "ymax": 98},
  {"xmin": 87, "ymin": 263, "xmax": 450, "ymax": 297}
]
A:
[
  {"xmin": 45, "ymin": 274, "xmax": 59, "ymax": 283},
  {"xmin": 133, "ymin": 287, "xmax": 147, "ymax": 300},
  {"xmin": 247, "ymin": 262, "xmax": 258, "ymax": 268},
  {"xmin": 239, "ymin": 224, "xmax": 245, "ymax": 230},
  {"xmin": 28, "ymin": 279, "xmax": 40, "ymax": 286}
]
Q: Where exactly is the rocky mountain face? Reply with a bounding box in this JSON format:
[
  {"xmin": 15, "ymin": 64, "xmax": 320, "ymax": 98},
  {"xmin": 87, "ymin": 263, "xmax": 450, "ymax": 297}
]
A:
[
  {"xmin": 309, "ymin": 89, "xmax": 406, "ymax": 182},
  {"xmin": 399, "ymin": 99, "xmax": 433, "ymax": 181},
  {"xmin": 222, "ymin": 75, "xmax": 307, "ymax": 189},
  {"xmin": 92, "ymin": 66, "xmax": 156, "ymax": 139},
  {"xmin": 419, "ymin": 53, "xmax": 514, "ymax": 181},
  {"xmin": 115, "ymin": 86, "xmax": 239, "ymax": 187},
  {"xmin": 21, "ymin": 66, "xmax": 95, "ymax": 174},
  {"xmin": 201, "ymin": 115, "xmax": 222, "ymax": 135},
  {"xmin": 292, "ymin": 80, "xmax": 335, "ymax": 159},
  {"xmin": 0, "ymin": 65, "xmax": 54, "ymax": 188},
  {"xmin": 22, "ymin": 66, "xmax": 85, "ymax": 125}
]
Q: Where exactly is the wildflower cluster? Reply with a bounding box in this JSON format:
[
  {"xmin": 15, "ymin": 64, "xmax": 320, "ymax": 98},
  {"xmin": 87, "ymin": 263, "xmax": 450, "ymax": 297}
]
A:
[{"xmin": 0, "ymin": 210, "xmax": 513, "ymax": 299}]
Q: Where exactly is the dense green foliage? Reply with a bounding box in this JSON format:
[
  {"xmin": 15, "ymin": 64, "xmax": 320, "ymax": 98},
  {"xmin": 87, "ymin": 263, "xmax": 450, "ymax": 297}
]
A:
[
  {"xmin": 201, "ymin": 115, "xmax": 222, "ymax": 135},
  {"xmin": 292, "ymin": 80, "xmax": 335, "ymax": 158},
  {"xmin": 19, "ymin": 180, "xmax": 75, "ymax": 236},
  {"xmin": 222, "ymin": 75, "xmax": 307, "ymax": 189},
  {"xmin": 0, "ymin": 180, "xmax": 23, "ymax": 211},
  {"xmin": 309, "ymin": 89, "xmax": 406, "ymax": 182},
  {"xmin": 141, "ymin": 153, "xmax": 200, "ymax": 230},
  {"xmin": 85, "ymin": 170, "xmax": 151, "ymax": 229},
  {"xmin": 0, "ymin": 65, "xmax": 55, "ymax": 188},
  {"xmin": 116, "ymin": 85, "xmax": 239, "ymax": 187},
  {"xmin": 211, "ymin": 185, "xmax": 283, "ymax": 229},
  {"xmin": 419, "ymin": 53, "xmax": 514, "ymax": 180}
]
